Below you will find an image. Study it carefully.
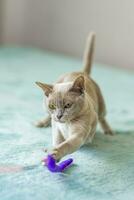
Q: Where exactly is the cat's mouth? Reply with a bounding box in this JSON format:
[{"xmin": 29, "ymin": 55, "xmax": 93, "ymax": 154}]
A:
[{"xmin": 54, "ymin": 118, "xmax": 66, "ymax": 123}]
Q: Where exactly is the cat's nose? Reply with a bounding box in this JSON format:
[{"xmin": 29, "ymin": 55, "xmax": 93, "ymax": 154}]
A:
[{"xmin": 57, "ymin": 113, "xmax": 63, "ymax": 120}]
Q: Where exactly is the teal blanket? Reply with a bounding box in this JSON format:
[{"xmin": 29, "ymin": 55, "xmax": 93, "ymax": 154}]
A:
[{"xmin": 0, "ymin": 47, "xmax": 134, "ymax": 200}]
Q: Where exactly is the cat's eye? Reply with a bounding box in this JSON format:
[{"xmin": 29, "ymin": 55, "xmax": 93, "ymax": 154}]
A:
[
  {"xmin": 49, "ymin": 104, "xmax": 56, "ymax": 110},
  {"xmin": 64, "ymin": 103, "xmax": 72, "ymax": 109}
]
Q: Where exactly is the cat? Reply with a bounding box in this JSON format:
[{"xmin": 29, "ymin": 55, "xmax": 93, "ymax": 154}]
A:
[{"xmin": 35, "ymin": 32, "xmax": 114, "ymax": 161}]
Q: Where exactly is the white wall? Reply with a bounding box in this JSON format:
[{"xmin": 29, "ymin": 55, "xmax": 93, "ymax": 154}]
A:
[
  {"xmin": 0, "ymin": 0, "xmax": 4, "ymax": 43},
  {"xmin": 2, "ymin": 0, "xmax": 134, "ymax": 69}
]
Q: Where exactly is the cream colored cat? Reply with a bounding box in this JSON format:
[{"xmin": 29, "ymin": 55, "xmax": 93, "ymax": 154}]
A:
[{"xmin": 36, "ymin": 32, "xmax": 114, "ymax": 161}]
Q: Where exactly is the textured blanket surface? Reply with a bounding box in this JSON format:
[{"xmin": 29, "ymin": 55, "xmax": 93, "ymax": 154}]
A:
[{"xmin": 0, "ymin": 47, "xmax": 134, "ymax": 200}]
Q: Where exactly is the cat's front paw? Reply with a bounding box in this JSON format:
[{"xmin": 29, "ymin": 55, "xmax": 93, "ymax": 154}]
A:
[
  {"xmin": 34, "ymin": 120, "xmax": 50, "ymax": 128},
  {"xmin": 35, "ymin": 121, "xmax": 45, "ymax": 128},
  {"xmin": 42, "ymin": 147, "xmax": 61, "ymax": 162},
  {"xmin": 49, "ymin": 148, "xmax": 61, "ymax": 161}
]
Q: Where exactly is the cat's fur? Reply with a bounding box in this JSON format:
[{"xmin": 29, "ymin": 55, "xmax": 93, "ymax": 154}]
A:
[{"xmin": 36, "ymin": 32, "xmax": 114, "ymax": 160}]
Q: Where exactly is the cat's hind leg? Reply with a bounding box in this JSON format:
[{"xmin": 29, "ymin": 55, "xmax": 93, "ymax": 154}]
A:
[{"xmin": 95, "ymin": 82, "xmax": 114, "ymax": 136}]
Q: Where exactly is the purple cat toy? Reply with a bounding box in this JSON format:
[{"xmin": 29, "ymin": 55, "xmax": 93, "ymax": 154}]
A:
[{"xmin": 43, "ymin": 155, "xmax": 73, "ymax": 173}]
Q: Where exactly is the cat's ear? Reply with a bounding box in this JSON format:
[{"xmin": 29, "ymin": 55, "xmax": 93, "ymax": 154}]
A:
[
  {"xmin": 35, "ymin": 82, "xmax": 53, "ymax": 97},
  {"xmin": 70, "ymin": 76, "xmax": 85, "ymax": 94}
]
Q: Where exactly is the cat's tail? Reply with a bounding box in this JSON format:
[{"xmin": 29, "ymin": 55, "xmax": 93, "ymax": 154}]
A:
[{"xmin": 83, "ymin": 32, "xmax": 96, "ymax": 75}]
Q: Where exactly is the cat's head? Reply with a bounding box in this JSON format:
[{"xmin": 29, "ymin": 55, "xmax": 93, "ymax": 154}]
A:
[{"xmin": 36, "ymin": 76, "xmax": 85, "ymax": 123}]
